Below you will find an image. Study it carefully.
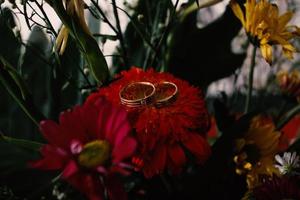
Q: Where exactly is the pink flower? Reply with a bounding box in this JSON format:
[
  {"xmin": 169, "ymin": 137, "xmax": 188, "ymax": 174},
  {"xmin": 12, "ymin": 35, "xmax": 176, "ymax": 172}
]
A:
[{"xmin": 30, "ymin": 98, "xmax": 137, "ymax": 200}]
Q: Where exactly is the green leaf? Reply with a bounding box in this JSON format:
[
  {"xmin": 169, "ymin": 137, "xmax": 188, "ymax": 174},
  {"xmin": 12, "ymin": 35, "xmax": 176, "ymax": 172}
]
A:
[
  {"xmin": 0, "ymin": 140, "xmax": 40, "ymax": 175},
  {"xmin": 70, "ymin": 19, "xmax": 110, "ymax": 85},
  {"xmin": 0, "ymin": 7, "xmax": 21, "ymax": 68},
  {"xmin": 166, "ymin": 1, "xmax": 246, "ymax": 88},
  {"xmin": 0, "ymin": 57, "xmax": 30, "ymax": 100},
  {"xmin": 51, "ymin": 0, "xmax": 110, "ymax": 85},
  {"xmin": 0, "ymin": 134, "xmax": 43, "ymax": 151},
  {"xmin": 0, "ymin": 63, "xmax": 43, "ymax": 127}
]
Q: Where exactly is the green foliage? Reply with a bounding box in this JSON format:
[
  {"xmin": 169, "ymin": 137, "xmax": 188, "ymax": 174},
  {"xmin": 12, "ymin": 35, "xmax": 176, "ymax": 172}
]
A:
[
  {"xmin": 51, "ymin": 0, "xmax": 110, "ymax": 85},
  {"xmin": 114, "ymin": 0, "xmax": 175, "ymax": 73},
  {"xmin": 0, "ymin": 140, "xmax": 39, "ymax": 175}
]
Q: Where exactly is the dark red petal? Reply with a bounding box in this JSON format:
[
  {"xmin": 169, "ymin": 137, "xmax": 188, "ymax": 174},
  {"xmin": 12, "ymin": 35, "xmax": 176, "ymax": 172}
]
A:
[
  {"xmin": 109, "ymin": 164, "xmax": 130, "ymax": 176},
  {"xmin": 29, "ymin": 145, "xmax": 68, "ymax": 170},
  {"xmin": 112, "ymin": 137, "xmax": 137, "ymax": 163},
  {"xmin": 67, "ymin": 173, "xmax": 104, "ymax": 200},
  {"xmin": 85, "ymin": 92, "xmax": 103, "ymax": 106},
  {"xmin": 182, "ymin": 133, "xmax": 211, "ymax": 163},
  {"xmin": 168, "ymin": 144, "xmax": 186, "ymax": 172},
  {"xmin": 40, "ymin": 120, "xmax": 66, "ymax": 148},
  {"xmin": 94, "ymin": 99, "xmax": 131, "ymax": 146},
  {"xmin": 59, "ymin": 106, "xmax": 88, "ymax": 144},
  {"xmin": 62, "ymin": 160, "xmax": 79, "ymax": 178},
  {"xmin": 144, "ymin": 144, "xmax": 167, "ymax": 178},
  {"xmin": 153, "ymin": 144, "xmax": 167, "ymax": 172},
  {"xmin": 109, "ymin": 111, "xmax": 131, "ymax": 147},
  {"xmin": 80, "ymin": 103, "xmax": 99, "ymax": 139},
  {"xmin": 105, "ymin": 174, "xmax": 128, "ymax": 200},
  {"xmin": 95, "ymin": 100, "xmax": 114, "ymax": 140},
  {"xmin": 104, "ymin": 105, "xmax": 128, "ymax": 145},
  {"xmin": 112, "ymin": 120, "xmax": 131, "ymax": 147}
]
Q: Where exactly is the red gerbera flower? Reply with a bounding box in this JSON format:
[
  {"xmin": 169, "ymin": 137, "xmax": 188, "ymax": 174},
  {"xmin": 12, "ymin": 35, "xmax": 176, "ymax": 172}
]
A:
[
  {"xmin": 86, "ymin": 67, "xmax": 211, "ymax": 178},
  {"xmin": 30, "ymin": 98, "xmax": 137, "ymax": 200}
]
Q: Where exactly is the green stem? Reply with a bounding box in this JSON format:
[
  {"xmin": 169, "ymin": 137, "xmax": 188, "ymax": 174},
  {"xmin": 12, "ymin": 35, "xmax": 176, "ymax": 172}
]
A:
[
  {"xmin": 116, "ymin": 6, "xmax": 156, "ymax": 52},
  {"xmin": 143, "ymin": 1, "xmax": 162, "ymax": 70},
  {"xmin": 90, "ymin": 0, "xmax": 118, "ymax": 35},
  {"xmin": 150, "ymin": 0, "xmax": 180, "ymax": 70},
  {"xmin": 244, "ymin": 46, "xmax": 257, "ymax": 113},
  {"xmin": 0, "ymin": 134, "xmax": 43, "ymax": 151},
  {"xmin": 34, "ymin": 0, "xmax": 57, "ymax": 37},
  {"xmin": 276, "ymin": 104, "xmax": 300, "ymax": 130},
  {"xmin": 111, "ymin": 0, "xmax": 128, "ymax": 68}
]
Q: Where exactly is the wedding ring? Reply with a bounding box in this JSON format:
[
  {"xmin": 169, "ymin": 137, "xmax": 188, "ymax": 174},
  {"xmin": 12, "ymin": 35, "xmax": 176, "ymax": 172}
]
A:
[
  {"xmin": 119, "ymin": 81, "xmax": 155, "ymax": 107},
  {"xmin": 154, "ymin": 81, "xmax": 178, "ymax": 107}
]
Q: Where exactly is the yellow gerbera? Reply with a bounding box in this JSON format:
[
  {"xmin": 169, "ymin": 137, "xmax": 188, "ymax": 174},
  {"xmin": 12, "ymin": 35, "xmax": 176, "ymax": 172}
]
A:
[
  {"xmin": 234, "ymin": 115, "xmax": 280, "ymax": 189},
  {"xmin": 230, "ymin": 0, "xmax": 300, "ymax": 64}
]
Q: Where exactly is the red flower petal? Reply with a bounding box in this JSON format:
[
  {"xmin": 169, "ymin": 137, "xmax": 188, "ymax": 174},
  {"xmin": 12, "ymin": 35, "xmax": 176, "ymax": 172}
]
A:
[
  {"xmin": 59, "ymin": 106, "xmax": 88, "ymax": 144},
  {"xmin": 93, "ymin": 98, "xmax": 132, "ymax": 147},
  {"xmin": 40, "ymin": 120, "xmax": 66, "ymax": 148},
  {"xmin": 182, "ymin": 133, "xmax": 211, "ymax": 163},
  {"xmin": 112, "ymin": 137, "xmax": 137, "ymax": 163},
  {"xmin": 67, "ymin": 173, "xmax": 104, "ymax": 200},
  {"xmin": 168, "ymin": 144, "xmax": 186, "ymax": 173},
  {"xmin": 95, "ymin": 100, "xmax": 117, "ymax": 141},
  {"xmin": 80, "ymin": 103, "xmax": 100, "ymax": 139},
  {"xmin": 144, "ymin": 144, "xmax": 167, "ymax": 178},
  {"xmin": 62, "ymin": 160, "xmax": 79, "ymax": 178},
  {"xmin": 29, "ymin": 145, "xmax": 67, "ymax": 170},
  {"xmin": 109, "ymin": 164, "xmax": 130, "ymax": 176},
  {"xmin": 105, "ymin": 174, "xmax": 128, "ymax": 200}
]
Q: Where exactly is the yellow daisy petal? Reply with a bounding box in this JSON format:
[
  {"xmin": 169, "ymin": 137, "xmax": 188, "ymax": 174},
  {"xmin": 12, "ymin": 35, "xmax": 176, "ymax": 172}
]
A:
[
  {"xmin": 230, "ymin": 0, "xmax": 300, "ymax": 65},
  {"xmin": 230, "ymin": 0, "xmax": 246, "ymax": 28},
  {"xmin": 260, "ymin": 44, "xmax": 273, "ymax": 64},
  {"xmin": 278, "ymin": 11, "xmax": 294, "ymax": 29}
]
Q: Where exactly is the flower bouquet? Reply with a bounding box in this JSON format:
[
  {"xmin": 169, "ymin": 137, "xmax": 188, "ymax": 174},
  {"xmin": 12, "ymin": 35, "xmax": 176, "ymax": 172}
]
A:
[{"xmin": 1, "ymin": 0, "xmax": 300, "ymax": 199}]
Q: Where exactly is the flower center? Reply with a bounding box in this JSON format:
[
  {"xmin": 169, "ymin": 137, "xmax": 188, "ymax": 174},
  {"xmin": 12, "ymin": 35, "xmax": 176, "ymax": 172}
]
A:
[
  {"xmin": 234, "ymin": 143, "xmax": 261, "ymax": 175},
  {"xmin": 78, "ymin": 140, "xmax": 111, "ymax": 168}
]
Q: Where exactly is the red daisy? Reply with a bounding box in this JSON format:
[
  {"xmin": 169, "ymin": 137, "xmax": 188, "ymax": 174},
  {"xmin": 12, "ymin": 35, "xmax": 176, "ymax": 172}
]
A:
[
  {"xmin": 30, "ymin": 98, "xmax": 137, "ymax": 200},
  {"xmin": 86, "ymin": 67, "xmax": 211, "ymax": 178}
]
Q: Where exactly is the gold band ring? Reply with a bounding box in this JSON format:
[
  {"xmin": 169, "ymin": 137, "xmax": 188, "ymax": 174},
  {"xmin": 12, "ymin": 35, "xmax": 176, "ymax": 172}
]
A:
[
  {"xmin": 154, "ymin": 81, "xmax": 178, "ymax": 107},
  {"xmin": 119, "ymin": 81, "xmax": 155, "ymax": 107}
]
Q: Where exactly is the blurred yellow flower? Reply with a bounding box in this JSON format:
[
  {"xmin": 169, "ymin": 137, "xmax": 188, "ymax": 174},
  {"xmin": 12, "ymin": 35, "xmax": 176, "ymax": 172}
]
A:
[
  {"xmin": 277, "ymin": 69, "xmax": 300, "ymax": 102},
  {"xmin": 234, "ymin": 115, "xmax": 280, "ymax": 189},
  {"xmin": 56, "ymin": 25, "xmax": 69, "ymax": 55},
  {"xmin": 230, "ymin": 0, "xmax": 300, "ymax": 65},
  {"xmin": 56, "ymin": 0, "xmax": 91, "ymax": 55}
]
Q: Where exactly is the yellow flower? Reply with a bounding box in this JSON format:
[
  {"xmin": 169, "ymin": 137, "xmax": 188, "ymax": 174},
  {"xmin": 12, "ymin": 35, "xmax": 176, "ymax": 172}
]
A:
[
  {"xmin": 277, "ymin": 69, "xmax": 300, "ymax": 102},
  {"xmin": 56, "ymin": 26, "xmax": 69, "ymax": 55},
  {"xmin": 234, "ymin": 115, "xmax": 280, "ymax": 189},
  {"xmin": 56, "ymin": 0, "xmax": 91, "ymax": 55},
  {"xmin": 230, "ymin": 0, "xmax": 300, "ymax": 65}
]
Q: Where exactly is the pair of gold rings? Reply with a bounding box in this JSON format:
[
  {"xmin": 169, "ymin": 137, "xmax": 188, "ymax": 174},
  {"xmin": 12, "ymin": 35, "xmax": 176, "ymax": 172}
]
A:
[{"xmin": 119, "ymin": 81, "xmax": 178, "ymax": 108}]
